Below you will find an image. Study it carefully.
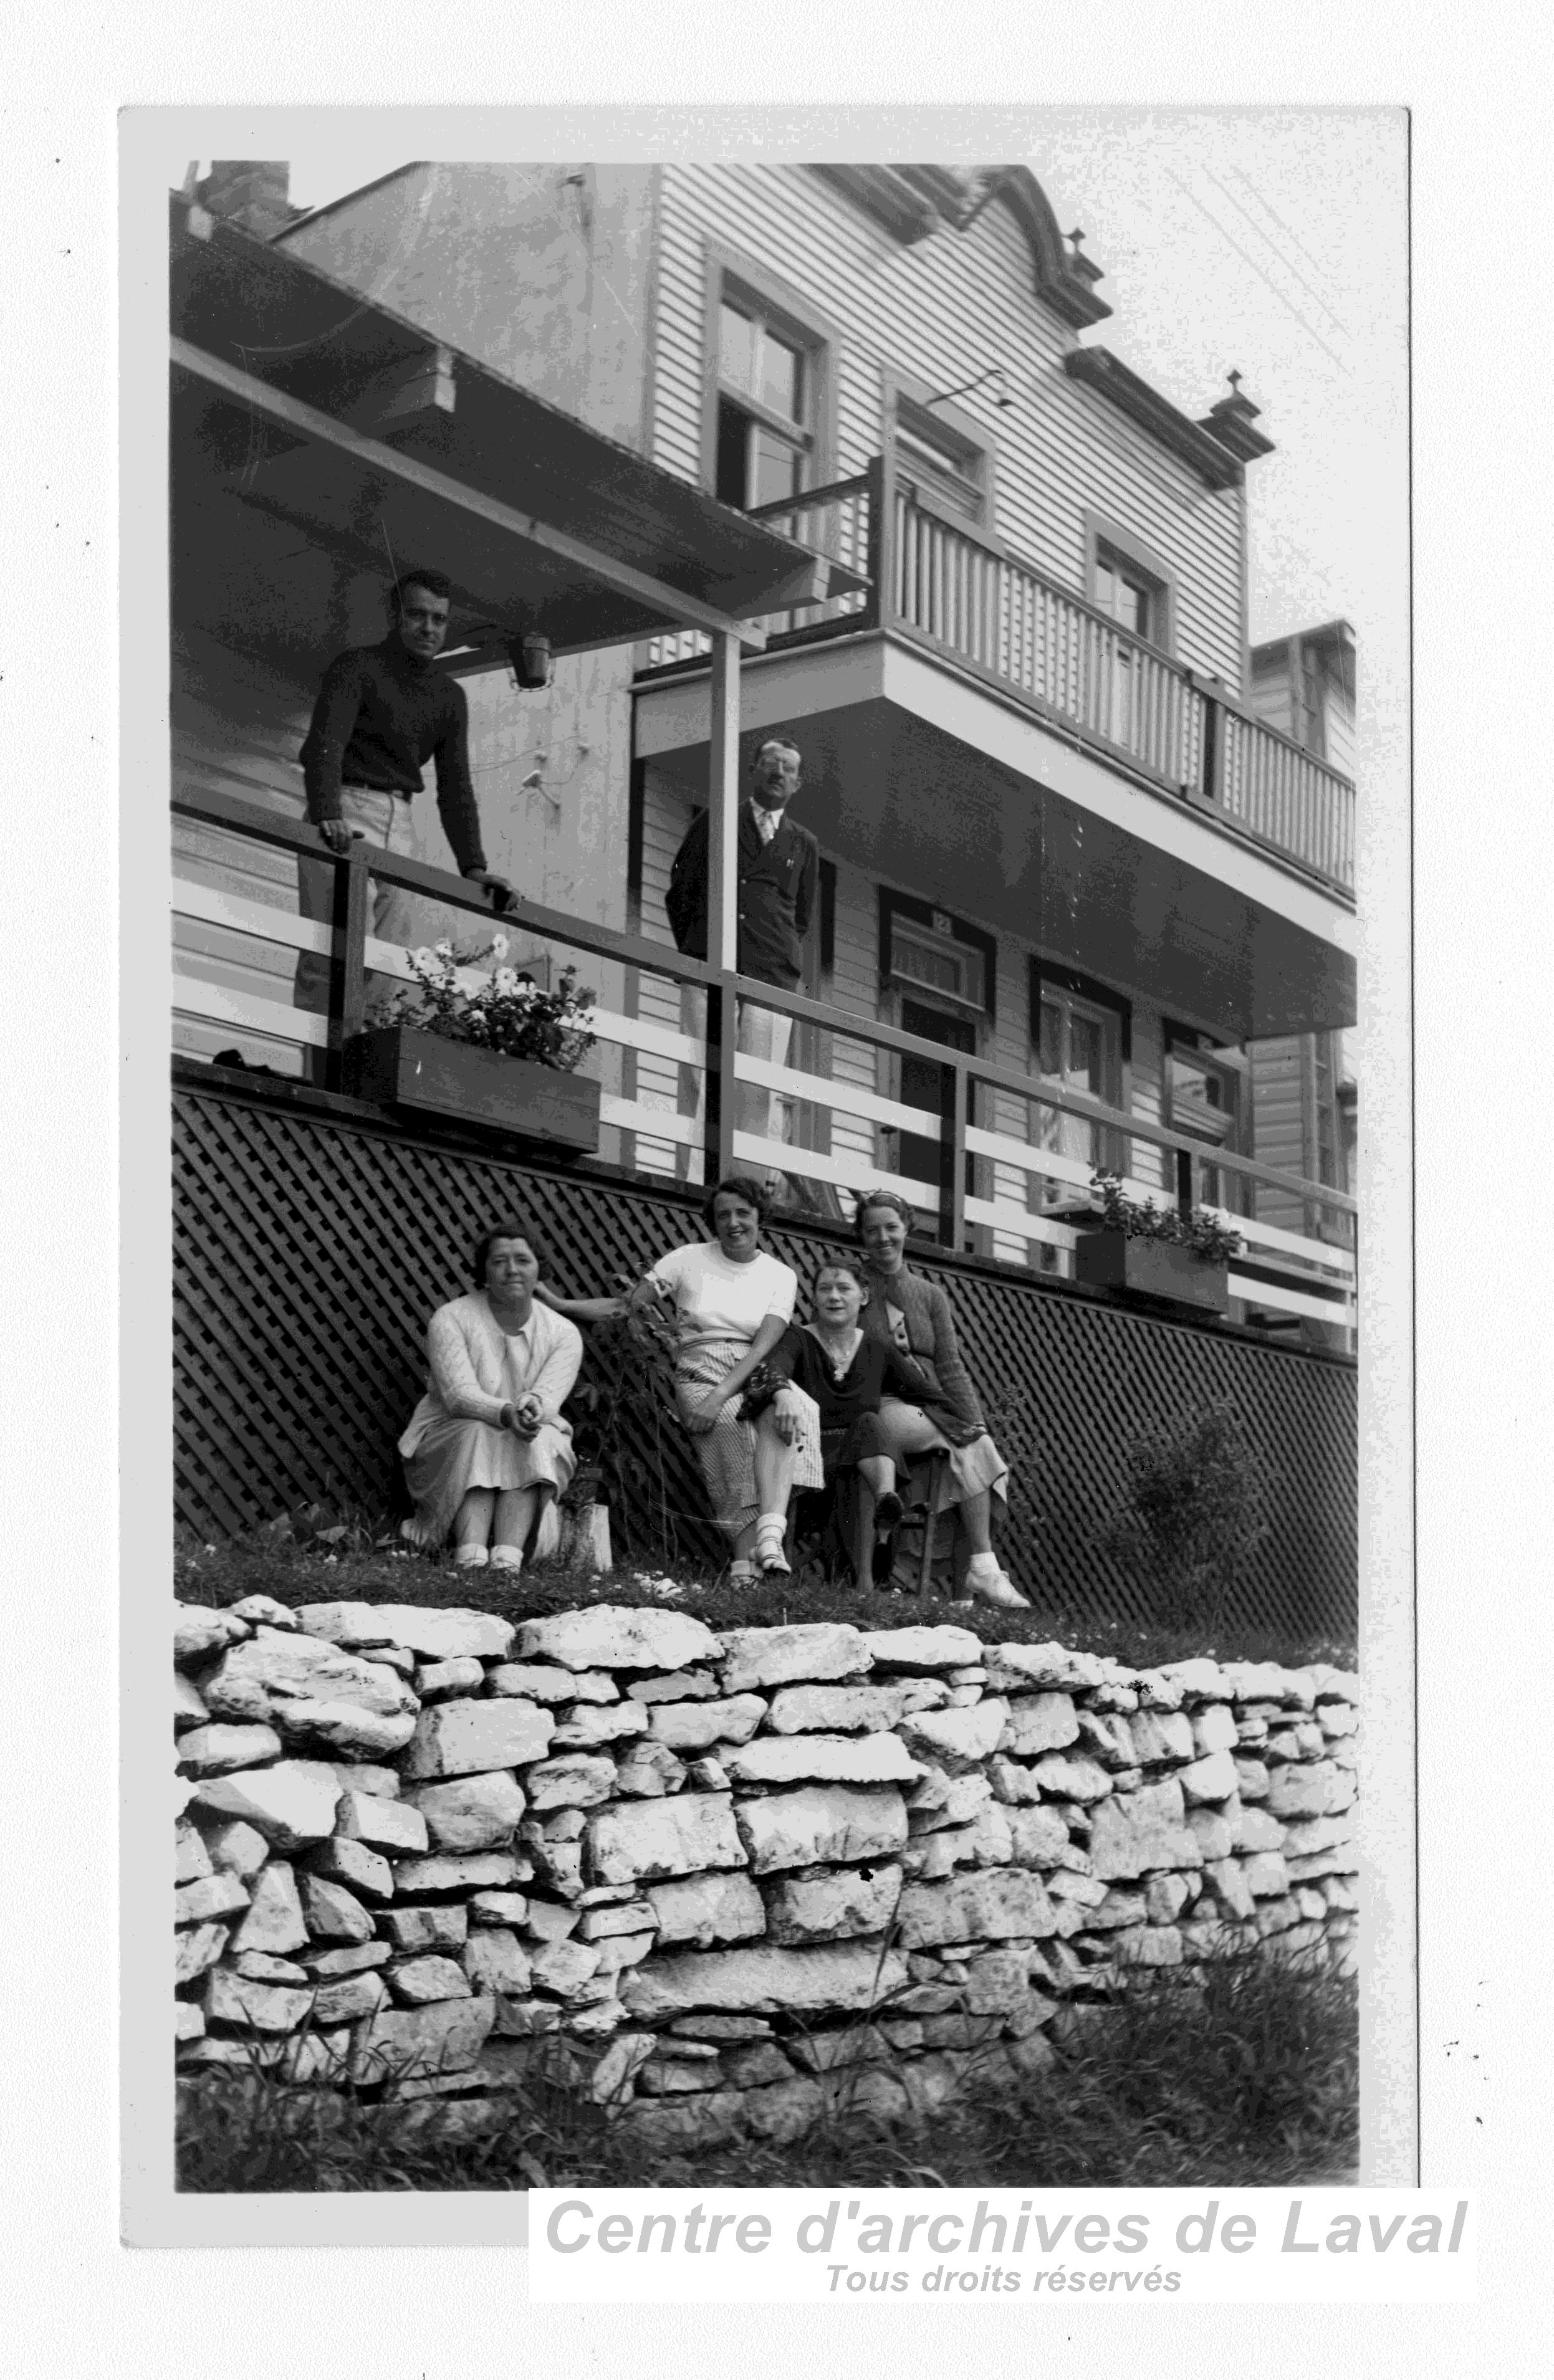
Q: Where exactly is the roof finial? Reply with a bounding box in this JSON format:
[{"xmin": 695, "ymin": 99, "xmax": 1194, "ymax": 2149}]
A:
[
  {"xmin": 1068, "ymin": 226, "xmax": 1086, "ymax": 252},
  {"xmin": 1227, "ymin": 368, "xmax": 1244, "ymax": 394}
]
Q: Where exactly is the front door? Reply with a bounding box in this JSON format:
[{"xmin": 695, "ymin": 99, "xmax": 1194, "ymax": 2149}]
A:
[{"xmin": 897, "ymin": 998, "xmax": 976, "ymax": 1215}]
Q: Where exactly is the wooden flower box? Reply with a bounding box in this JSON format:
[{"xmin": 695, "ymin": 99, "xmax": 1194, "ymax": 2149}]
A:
[
  {"xmin": 1073, "ymin": 1229, "xmax": 1230, "ymax": 1315},
  {"xmin": 347, "ymin": 1026, "xmax": 601, "ymax": 1155}
]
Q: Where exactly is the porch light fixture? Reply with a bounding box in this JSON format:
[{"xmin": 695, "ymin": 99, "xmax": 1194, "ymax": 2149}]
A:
[
  {"xmin": 507, "ymin": 633, "xmax": 555, "ymax": 689},
  {"xmin": 923, "ymin": 365, "xmax": 1015, "ymax": 411}
]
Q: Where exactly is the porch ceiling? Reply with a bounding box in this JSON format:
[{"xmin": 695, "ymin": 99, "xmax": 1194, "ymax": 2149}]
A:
[
  {"xmin": 637, "ymin": 649, "xmax": 1356, "ymax": 1040},
  {"xmin": 170, "ymin": 195, "xmax": 862, "ymax": 674}
]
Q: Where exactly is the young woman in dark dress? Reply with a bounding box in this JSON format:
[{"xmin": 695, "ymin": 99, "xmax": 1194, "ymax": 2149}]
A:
[{"xmin": 757, "ymin": 1256, "xmax": 934, "ymax": 1587}]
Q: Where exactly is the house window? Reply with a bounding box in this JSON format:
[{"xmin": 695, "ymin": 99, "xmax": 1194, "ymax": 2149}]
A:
[
  {"xmin": 1164, "ymin": 1023, "xmax": 1246, "ymax": 1211},
  {"xmin": 1029, "ymin": 972, "xmax": 1127, "ymax": 1212},
  {"xmin": 1093, "ymin": 543, "xmax": 1165, "ymax": 646},
  {"xmin": 713, "ymin": 282, "xmax": 822, "ymax": 510},
  {"xmin": 888, "ymin": 912, "xmax": 988, "ymax": 1014},
  {"xmin": 894, "ymin": 395, "xmax": 988, "ymax": 525},
  {"xmin": 1084, "ymin": 514, "xmax": 1176, "ymax": 655}
]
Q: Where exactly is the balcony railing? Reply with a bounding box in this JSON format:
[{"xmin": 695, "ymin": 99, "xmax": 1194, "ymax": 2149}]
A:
[
  {"xmin": 638, "ymin": 459, "xmax": 1356, "ymax": 896},
  {"xmin": 172, "ymin": 788, "xmax": 1357, "ymax": 1339}
]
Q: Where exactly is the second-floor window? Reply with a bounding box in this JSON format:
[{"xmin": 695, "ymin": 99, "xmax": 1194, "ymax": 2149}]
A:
[
  {"xmin": 1093, "ymin": 542, "xmax": 1166, "ymax": 646},
  {"xmin": 894, "ymin": 396, "xmax": 988, "ymax": 526},
  {"xmin": 714, "ymin": 286, "xmax": 819, "ymax": 509},
  {"xmin": 1085, "ymin": 515, "xmax": 1177, "ymax": 657}
]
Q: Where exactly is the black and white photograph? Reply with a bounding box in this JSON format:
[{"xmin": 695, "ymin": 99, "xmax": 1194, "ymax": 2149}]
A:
[{"xmin": 149, "ymin": 116, "xmax": 1406, "ymax": 2213}]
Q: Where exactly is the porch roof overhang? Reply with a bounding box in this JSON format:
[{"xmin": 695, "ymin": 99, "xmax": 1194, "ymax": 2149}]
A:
[
  {"xmin": 635, "ymin": 635, "xmax": 1356, "ymax": 1041},
  {"xmin": 170, "ymin": 195, "xmax": 865, "ymax": 671}
]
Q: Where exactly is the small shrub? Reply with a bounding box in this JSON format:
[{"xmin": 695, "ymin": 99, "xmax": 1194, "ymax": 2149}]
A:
[{"xmin": 1103, "ymin": 1399, "xmax": 1271, "ymax": 1634}]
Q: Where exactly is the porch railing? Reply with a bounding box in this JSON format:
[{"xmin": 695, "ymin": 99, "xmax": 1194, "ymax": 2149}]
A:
[
  {"xmin": 172, "ymin": 787, "xmax": 1357, "ymax": 1338},
  {"xmin": 638, "ymin": 458, "xmax": 1356, "ymax": 896}
]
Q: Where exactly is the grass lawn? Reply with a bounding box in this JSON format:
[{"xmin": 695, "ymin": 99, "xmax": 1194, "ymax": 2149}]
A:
[{"xmin": 175, "ymin": 1509, "xmax": 1356, "ymax": 1675}]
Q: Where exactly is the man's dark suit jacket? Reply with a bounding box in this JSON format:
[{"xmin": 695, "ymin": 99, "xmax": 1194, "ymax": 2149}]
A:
[{"xmin": 666, "ymin": 803, "xmax": 819, "ymax": 989}]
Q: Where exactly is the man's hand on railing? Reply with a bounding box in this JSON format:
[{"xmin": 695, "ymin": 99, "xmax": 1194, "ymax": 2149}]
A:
[
  {"xmin": 316, "ymin": 818, "xmax": 356, "ymax": 856},
  {"xmin": 463, "ymin": 867, "xmax": 516, "ymax": 914}
]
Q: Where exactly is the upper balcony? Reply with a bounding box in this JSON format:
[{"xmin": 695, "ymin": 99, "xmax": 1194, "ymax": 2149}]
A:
[{"xmin": 637, "ymin": 457, "xmax": 1356, "ymax": 903}]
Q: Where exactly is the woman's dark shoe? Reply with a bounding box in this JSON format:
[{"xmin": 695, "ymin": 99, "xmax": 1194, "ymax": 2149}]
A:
[{"xmin": 873, "ymin": 1489, "xmax": 904, "ymax": 1536}]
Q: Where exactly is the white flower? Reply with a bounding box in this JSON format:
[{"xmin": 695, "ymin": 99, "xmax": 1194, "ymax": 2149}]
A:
[
  {"xmin": 410, "ymin": 947, "xmax": 435, "ymax": 970},
  {"xmin": 489, "ymin": 934, "xmax": 509, "ymax": 960},
  {"xmin": 493, "ymin": 967, "xmax": 520, "ymax": 995},
  {"xmin": 433, "ymin": 938, "xmax": 454, "ymax": 960}
]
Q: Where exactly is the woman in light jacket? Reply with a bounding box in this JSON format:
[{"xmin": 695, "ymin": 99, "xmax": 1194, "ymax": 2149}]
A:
[{"xmin": 399, "ymin": 1218, "xmax": 583, "ymax": 1571}]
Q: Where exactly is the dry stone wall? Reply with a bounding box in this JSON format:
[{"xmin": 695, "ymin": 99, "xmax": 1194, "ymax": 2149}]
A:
[{"xmin": 173, "ymin": 1599, "xmax": 1360, "ymax": 2152}]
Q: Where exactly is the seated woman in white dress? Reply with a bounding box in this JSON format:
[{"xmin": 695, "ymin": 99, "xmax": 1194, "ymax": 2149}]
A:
[
  {"xmin": 542, "ymin": 1175, "xmax": 823, "ymax": 1580},
  {"xmin": 399, "ymin": 1219, "xmax": 583, "ymax": 1572}
]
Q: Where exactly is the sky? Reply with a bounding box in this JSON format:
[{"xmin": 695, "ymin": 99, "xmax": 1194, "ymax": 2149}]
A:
[{"xmin": 249, "ymin": 112, "xmax": 1406, "ymax": 658}]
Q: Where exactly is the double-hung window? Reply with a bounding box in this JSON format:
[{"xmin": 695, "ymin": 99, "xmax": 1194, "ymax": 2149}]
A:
[
  {"xmin": 894, "ymin": 395, "xmax": 988, "ymax": 526},
  {"xmin": 1164, "ymin": 1024, "xmax": 1246, "ymax": 1212},
  {"xmin": 1030, "ymin": 973, "xmax": 1127, "ymax": 1209},
  {"xmin": 1093, "ymin": 543, "xmax": 1166, "ymax": 646},
  {"xmin": 714, "ymin": 282, "xmax": 821, "ymax": 510}
]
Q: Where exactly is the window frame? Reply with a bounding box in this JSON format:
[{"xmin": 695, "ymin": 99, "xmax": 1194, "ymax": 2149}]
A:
[
  {"xmin": 885, "ymin": 366, "xmax": 1000, "ymax": 537},
  {"xmin": 1163, "ymin": 1018, "xmax": 1249, "ymax": 1208},
  {"xmin": 879, "ymin": 887, "xmax": 997, "ymax": 1025},
  {"xmin": 1027, "ymin": 962, "xmax": 1131, "ymax": 1210},
  {"xmin": 1083, "ymin": 510, "xmax": 1177, "ymax": 656},
  {"xmin": 700, "ymin": 243, "xmax": 840, "ymax": 510}
]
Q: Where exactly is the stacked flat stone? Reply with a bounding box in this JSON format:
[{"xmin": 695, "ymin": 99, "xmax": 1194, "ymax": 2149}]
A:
[{"xmin": 173, "ymin": 1598, "xmax": 1360, "ymax": 2149}]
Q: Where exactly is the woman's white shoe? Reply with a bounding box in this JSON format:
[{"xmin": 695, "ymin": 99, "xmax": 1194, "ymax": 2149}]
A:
[
  {"xmin": 453, "ymin": 1542, "xmax": 490, "ymax": 1570},
  {"xmin": 966, "ymin": 1559, "xmax": 1029, "ymax": 1609},
  {"xmin": 487, "ymin": 1544, "xmax": 524, "ymax": 1572}
]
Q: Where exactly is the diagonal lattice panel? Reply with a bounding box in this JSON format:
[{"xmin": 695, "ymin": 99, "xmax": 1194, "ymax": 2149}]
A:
[{"xmin": 173, "ymin": 1084, "xmax": 1356, "ymax": 1637}]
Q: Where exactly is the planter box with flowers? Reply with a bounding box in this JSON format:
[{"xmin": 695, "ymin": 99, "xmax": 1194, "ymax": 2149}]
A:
[
  {"xmin": 348, "ymin": 935, "xmax": 602, "ymax": 1156},
  {"xmin": 1072, "ymin": 1172, "xmax": 1242, "ymax": 1315}
]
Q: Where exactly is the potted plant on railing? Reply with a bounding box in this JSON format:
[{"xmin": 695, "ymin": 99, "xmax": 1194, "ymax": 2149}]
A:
[
  {"xmin": 1071, "ymin": 1170, "xmax": 1242, "ymax": 1314},
  {"xmin": 347, "ymin": 935, "xmax": 602, "ymax": 1155}
]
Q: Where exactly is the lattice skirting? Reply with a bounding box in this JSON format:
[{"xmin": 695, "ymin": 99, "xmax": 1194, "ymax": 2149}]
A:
[{"xmin": 173, "ymin": 1084, "xmax": 1358, "ymax": 1638}]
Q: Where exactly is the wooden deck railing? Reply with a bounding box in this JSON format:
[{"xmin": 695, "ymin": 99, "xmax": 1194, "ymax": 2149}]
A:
[
  {"xmin": 638, "ymin": 458, "xmax": 1356, "ymax": 896},
  {"xmin": 172, "ymin": 787, "xmax": 1357, "ymax": 1336}
]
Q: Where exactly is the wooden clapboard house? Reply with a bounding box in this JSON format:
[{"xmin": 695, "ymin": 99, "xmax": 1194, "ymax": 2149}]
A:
[{"xmin": 167, "ymin": 160, "xmax": 1358, "ymax": 1623}]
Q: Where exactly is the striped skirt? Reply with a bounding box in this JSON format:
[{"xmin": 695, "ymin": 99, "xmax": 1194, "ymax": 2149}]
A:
[{"xmin": 675, "ymin": 1339, "xmax": 824, "ymax": 1542}]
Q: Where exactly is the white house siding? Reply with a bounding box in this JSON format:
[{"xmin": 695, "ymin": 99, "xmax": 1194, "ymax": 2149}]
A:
[
  {"xmin": 171, "ymin": 631, "xmax": 317, "ymax": 1071},
  {"xmin": 650, "ymin": 163, "xmax": 1247, "ymax": 686}
]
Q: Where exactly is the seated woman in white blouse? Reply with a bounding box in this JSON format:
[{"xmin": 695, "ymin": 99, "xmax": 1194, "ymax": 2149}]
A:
[
  {"xmin": 399, "ymin": 1218, "xmax": 583, "ymax": 1572},
  {"xmin": 543, "ymin": 1174, "xmax": 823, "ymax": 1580}
]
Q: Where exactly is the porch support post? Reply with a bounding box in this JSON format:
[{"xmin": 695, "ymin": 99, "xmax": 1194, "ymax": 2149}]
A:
[
  {"xmin": 327, "ymin": 845, "xmax": 370, "ymax": 1094},
  {"xmin": 939, "ymin": 1061, "xmax": 969, "ymax": 1253},
  {"xmin": 706, "ymin": 629, "xmax": 742, "ymax": 1186}
]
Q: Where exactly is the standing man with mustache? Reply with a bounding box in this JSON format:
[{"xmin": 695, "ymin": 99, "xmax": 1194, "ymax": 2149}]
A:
[{"xmin": 666, "ymin": 736, "xmax": 820, "ymax": 1201}]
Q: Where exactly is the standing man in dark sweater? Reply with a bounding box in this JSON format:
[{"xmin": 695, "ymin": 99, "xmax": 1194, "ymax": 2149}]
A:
[
  {"xmin": 294, "ymin": 569, "xmax": 512, "ymax": 1038},
  {"xmin": 666, "ymin": 738, "xmax": 819, "ymax": 1193}
]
